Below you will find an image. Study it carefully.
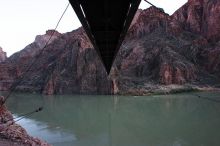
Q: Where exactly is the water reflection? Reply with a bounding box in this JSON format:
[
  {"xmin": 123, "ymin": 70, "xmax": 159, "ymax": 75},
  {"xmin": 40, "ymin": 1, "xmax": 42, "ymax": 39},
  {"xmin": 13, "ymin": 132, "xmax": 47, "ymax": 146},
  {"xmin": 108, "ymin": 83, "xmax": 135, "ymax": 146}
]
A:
[
  {"xmin": 14, "ymin": 116, "xmax": 76, "ymax": 145},
  {"xmin": 5, "ymin": 92, "xmax": 220, "ymax": 146}
]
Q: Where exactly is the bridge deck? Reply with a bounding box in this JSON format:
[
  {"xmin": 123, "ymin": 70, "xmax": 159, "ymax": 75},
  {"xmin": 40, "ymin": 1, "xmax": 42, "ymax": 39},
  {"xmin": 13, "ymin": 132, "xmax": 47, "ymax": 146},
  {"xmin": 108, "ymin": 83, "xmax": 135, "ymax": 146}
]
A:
[{"xmin": 69, "ymin": 0, "xmax": 141, "ymax": 73}]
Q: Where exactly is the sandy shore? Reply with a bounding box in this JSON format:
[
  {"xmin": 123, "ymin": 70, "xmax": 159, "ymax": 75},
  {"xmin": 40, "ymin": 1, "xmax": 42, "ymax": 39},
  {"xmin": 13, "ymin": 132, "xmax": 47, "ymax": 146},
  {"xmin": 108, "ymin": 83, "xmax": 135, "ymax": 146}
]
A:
[{"xmin": 116, "ymin": 84, "xmax": 220, "ymax": 96}]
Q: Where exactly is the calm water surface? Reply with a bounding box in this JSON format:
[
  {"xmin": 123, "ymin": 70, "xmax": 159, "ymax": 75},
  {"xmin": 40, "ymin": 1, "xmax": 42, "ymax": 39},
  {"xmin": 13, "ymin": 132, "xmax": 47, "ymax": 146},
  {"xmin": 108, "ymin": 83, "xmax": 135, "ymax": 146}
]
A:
[{"xmin": 4, "ymin": 92, "xmax": 220, "ymax": 146}]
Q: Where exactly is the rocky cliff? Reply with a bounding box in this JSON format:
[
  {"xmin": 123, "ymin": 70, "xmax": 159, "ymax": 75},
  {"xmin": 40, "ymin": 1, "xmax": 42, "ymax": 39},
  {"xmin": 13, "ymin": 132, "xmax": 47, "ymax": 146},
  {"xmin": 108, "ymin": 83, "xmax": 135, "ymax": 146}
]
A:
[
  {"xmin": 0, "ymin": 47, "xmax": 9, "ymax": 91},
  {"xmin": 0, "ymin": 0, "xmax": 220, "ymax": 95},
  {"xmin": 0, "ymin": 47, "xmax": 7, "ymax": 62},
  {"xmin": 1, "ymin": 29, "xmax": 111, "ymax": 95},
  {"xmin": 173, "ymin": 0, "xmax": 220, "ymax": 42}
]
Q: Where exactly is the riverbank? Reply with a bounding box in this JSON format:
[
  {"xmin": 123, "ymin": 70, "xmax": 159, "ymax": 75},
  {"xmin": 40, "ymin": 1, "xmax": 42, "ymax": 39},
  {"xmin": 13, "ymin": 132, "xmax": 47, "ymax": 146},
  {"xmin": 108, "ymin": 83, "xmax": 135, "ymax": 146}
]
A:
[
  {"xmin": 0, "ymin": 100, "xmax": 50, "ymax": 146},
  {"xmin": 116, "ymin": 84, "xmax": 220, "ymax": 96},
  {"xmin": 0, "ymin": 137, "xmax": 30, "ymax": 146}
]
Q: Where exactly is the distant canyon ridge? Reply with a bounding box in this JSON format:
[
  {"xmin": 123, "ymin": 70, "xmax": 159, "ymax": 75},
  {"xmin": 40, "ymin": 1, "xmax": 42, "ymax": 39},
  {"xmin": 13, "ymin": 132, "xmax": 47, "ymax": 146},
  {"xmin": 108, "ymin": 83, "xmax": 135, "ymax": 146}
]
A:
[{"xmin": 0, "ymin": 0, "xmax": 220, "ymax": 95}]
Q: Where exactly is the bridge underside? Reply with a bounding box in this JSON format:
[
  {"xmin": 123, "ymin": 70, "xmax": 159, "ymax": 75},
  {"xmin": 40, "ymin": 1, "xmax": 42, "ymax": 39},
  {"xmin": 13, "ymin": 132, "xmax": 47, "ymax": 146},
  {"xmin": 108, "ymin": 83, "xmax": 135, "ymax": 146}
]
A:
[{"xmin": 69, "ymin": 0, "xmax": 141, "ymax": 73}]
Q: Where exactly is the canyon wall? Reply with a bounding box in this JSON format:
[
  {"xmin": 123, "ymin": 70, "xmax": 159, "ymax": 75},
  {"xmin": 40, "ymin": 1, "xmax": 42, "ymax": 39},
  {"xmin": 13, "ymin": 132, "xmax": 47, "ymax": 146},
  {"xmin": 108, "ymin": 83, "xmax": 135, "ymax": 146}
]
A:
[{"xmin": 0, "ymin": 0, "xmax": 220, "ymax": 95}]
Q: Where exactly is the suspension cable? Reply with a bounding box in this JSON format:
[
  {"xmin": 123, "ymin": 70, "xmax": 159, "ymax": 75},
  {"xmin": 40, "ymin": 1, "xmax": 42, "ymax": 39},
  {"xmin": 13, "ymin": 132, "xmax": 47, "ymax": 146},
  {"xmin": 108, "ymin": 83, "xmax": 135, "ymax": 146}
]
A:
[
  {"xmin": 4, "ymin": 107, "xmax": 43, "ymax": 123},
  {"xmin": 2, "ymin": 3, "xmax": 70, "ymax": 105},
  {"xmin": 143, "ymin": 0, "xmax": 157, "ymax": 8}
]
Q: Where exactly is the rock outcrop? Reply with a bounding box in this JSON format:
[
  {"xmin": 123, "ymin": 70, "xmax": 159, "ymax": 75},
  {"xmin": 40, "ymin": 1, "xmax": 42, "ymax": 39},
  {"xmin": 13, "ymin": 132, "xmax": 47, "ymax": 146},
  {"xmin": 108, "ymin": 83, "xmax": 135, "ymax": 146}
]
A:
[
  {"xmin": 0, "ymin": 0, "xmax": 220, "ymax": 95},
  {"xmin": 0, "ymin": 47, "xmax": 7, "ymax": 62},
  {"xmin": 0, "ymin": 97, "xmax": 50, "ymax": 146},
  {"xmin": 2, "ymin": 29, "xmax": 111, "ymax": 95},
  {"xmin": 173, "ymin": 0, "xmax": 220, "ymax": 42},
  {"xmin": 110, "ymin": 0, "xmax": 220, "ymax": 94}
]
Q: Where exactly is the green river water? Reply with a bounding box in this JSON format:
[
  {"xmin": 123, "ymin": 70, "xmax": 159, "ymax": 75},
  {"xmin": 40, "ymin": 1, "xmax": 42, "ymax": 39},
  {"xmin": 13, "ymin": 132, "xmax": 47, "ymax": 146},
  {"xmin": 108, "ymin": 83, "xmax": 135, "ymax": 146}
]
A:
[{"xmin": 4, "ymin": 92, "xmax": 220, "ymax": 146}]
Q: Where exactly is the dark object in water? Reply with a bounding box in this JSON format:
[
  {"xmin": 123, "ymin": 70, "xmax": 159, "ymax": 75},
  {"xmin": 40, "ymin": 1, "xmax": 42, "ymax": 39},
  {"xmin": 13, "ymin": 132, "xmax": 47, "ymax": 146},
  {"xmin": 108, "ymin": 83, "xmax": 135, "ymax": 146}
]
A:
[{"xmin": 195, "ymin": 94, "xmax": 220, "ymax": 103}]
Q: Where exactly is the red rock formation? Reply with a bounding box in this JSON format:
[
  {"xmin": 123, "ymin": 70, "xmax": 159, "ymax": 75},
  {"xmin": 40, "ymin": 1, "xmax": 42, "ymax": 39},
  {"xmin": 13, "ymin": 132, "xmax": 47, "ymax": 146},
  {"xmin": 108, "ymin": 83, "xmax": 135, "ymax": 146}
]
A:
[
  {"xmin": 198, "ymin": 45, "xmax": 220, "ymax": 77},
  {"xmin": 128, "ymin": 7, "xmax": 170, "ymax": 38},
  {"xmin": 0, "ymin": 63, "xmax": 15, "ymax": 91},
  {"xmin": 0, "ymin": 0, "xmax": 220, "ymax": 94},
  {"xmin": 159, "ymin": 62, "xmax": 196, "ymax": 85},
  {"xmin": 35, "ymin": 30, "xmax": 62, "ymax": 49},
  {"xmin": 160, "ymin": 63, "xmax": 173, "ymax": 85},
  {"xmin": 0, "ymin": 29, "xmax": 111, "ymax": 94},
  {"xmin": 43, "ymin": 72, "xmax": 58, "ymax": 95},
  {"xmin": 173, "ymin": 0, "xmax": 220, "ymax": 42}
]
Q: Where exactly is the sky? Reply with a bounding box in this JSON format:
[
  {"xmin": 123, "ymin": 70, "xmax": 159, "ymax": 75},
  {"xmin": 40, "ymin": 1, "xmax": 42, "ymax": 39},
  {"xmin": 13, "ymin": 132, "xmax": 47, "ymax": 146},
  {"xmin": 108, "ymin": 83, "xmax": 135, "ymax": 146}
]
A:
[{"xmin": 0, "ymin": 0, "xmax": 187, "ymax": 56}]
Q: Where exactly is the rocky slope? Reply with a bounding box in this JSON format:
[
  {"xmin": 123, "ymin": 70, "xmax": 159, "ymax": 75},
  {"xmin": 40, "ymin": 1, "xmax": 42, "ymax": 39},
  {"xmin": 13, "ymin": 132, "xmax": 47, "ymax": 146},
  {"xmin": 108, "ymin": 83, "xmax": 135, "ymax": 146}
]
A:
[
  {"xmin": 173, "ymin": 0, "xmax": 220, "ymax": 42},
  {"xmin": 0, "ymin": 0, "xmax": 220, "ymax": 95},
  {"xmin": 1, "ymin": 29, "xmax": 111, "ymax": 94},
  {"xmin": 110, "ymin": 0, "xmax": 220, "ymax": 94},
  {"xmin": 0, "ymin": 97, "xmax": 50, "ymax": 146}
]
